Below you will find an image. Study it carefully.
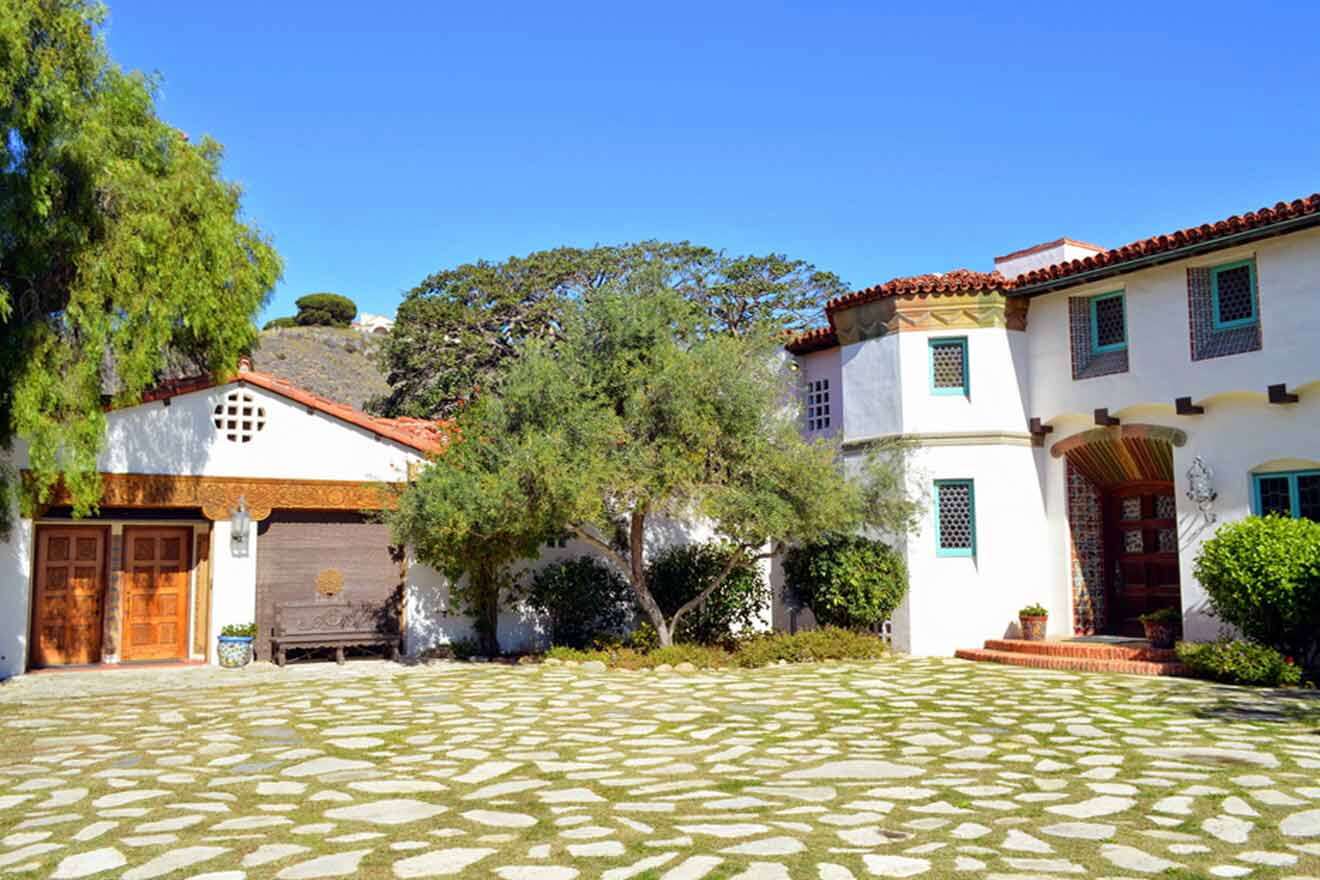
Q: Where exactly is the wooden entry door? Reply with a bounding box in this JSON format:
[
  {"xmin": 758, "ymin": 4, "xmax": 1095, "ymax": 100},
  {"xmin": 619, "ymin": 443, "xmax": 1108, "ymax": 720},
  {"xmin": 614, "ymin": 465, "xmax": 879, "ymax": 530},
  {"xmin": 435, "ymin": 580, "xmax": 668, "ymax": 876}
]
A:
[
  {"xmin": 1105, "ymin": 482, "xmax": 1181, "ymax": 636},
  {"xmin": 31, "ymin": 527, "xmax": 109, "ymax": 667},
  {"xmin": 122, "ymin": 527, "xmax": 192, "ymax": 661}
]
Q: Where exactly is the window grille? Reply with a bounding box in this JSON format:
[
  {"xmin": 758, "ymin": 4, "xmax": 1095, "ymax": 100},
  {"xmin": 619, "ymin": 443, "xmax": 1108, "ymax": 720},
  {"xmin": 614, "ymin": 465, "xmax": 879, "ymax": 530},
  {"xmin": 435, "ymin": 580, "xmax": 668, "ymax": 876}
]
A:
[
  {"xmin": 1211, "ymin": 261, "xmax": 1257, "ymax": 328},
  {"xmin": 1158, "ymin": 529, "xmax": 1177, "ymax": 554},
  {"xmin": 1255, "ymin": 470, "xmax": 1320, "ymax": 521},
  {"xmin": 804, "ymin": 379, "xmax": 831, "ymax": 431},
  {"xmin": 1120, "ymin": 497, "xmax": 1142, "ymax": 520},
  {"xmin": 929, "ymin": 338, "xmax": 968, "ymax": 395},
  {"xmin": 1155, "ymin": 495, "xmax": 1177, "ymax": 519},
  {"xmin": 935, "ymin": 480, "xmax": 976, "ymax": 556},
  {"xmin": 1123, "ymin": 529, "xmax": 1144, "ymax": 553},
  {"xmin": 213, "ymin": 390, "xmax": 266, "ymax": 444},
  {"xmin": 1090, "ymin": 292, "xmax": 1127, "ymax": 352}
]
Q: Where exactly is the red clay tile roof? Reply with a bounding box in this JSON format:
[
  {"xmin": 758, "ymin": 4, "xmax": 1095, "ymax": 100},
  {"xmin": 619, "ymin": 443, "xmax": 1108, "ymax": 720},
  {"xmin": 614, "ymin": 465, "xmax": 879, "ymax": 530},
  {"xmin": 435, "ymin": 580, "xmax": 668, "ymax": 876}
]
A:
[
  {"xmin": 825, "ymin": 269, "xmax": 1008, "ymax": 313},
  {"xmin": 785, "ymin": 326, "xmax": 839, "ymax": 355},
  {"xmin": 1013, "ymin": 193, "xmax": 1320, "ymax": 291},
  {"xmin": 135, "ymin": 364, "xmax": 451, "ymax": 455}
]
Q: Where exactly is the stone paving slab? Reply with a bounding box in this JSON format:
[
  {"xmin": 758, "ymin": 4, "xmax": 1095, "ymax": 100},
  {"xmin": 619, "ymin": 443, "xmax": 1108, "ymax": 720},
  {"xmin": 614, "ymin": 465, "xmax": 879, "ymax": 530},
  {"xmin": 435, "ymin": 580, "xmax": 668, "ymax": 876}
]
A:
[{"xmin": 2, "ymin": 656, "xmax": 1319, "ymax": 879}]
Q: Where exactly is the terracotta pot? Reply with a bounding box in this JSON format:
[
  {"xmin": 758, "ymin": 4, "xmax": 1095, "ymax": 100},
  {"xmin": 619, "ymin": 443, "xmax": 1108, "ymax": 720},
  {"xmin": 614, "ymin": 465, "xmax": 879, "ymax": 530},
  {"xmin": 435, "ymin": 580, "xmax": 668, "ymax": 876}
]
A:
[
  {"xmin": 1143, "ymin": 620, "xmax": 1176, "ymax": 650},
  {"xmin": 1019, "ymin": 615, "xmax": 1048, "ymax": 642}
]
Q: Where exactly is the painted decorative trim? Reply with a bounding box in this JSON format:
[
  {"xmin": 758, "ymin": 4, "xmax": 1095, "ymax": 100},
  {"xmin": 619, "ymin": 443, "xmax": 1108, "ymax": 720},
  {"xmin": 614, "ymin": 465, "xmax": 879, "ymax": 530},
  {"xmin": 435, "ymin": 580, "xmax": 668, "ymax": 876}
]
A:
[
  {"xmin": 1251, "ymin": 469, "xmax": 1320, "ymax": 519},
  {"xmin": 843, "ymin": 431, "xmax": 1034, "ymax": 450},
  {"xmin": 928, "ymin": 337, "xmax": 970, "ymax": 397},
  {"xmin": 934, "ymin": 479, "xmax": 977, "ymax": 558},
  {"xmin": 832, "ymin": 292, "xmax": 1027, "ymax": 345},
  {"xmin": 1087, "ymin": 290, "xmax": 1127, "ymax": 354},
  {"xmin": 28, "ymin": 472, "xmax": 404, "ymax": 521}
]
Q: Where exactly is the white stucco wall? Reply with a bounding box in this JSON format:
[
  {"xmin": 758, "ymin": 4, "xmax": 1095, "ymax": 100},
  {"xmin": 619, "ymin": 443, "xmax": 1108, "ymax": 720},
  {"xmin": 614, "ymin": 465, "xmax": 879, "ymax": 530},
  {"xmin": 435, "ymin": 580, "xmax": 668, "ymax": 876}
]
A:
[
  {"xmin": 840, "ymin": 336, "xmax": 903, "ymax": 443},
  {"xmin": 797, "ymin": 348, "xmax": 843, "ymax": 440},
  {"xmin": 1026, "ymin": 228, "xmax": 1320, "ymax": 423},
  {"xmin": 0, "ymin": 510, "xmax": 33, "ymax": 680}
]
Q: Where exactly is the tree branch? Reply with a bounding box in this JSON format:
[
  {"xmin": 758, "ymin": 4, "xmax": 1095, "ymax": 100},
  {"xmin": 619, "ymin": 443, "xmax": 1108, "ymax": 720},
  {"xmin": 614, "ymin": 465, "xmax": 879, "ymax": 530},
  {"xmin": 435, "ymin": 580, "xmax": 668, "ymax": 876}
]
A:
[
  {"xmin": 669, "ymin": 541, "xmax": 766, "ymax": 629},
  {"xmin": 570, "ymin": 524, "xmax": 631, "ymax": 574}
]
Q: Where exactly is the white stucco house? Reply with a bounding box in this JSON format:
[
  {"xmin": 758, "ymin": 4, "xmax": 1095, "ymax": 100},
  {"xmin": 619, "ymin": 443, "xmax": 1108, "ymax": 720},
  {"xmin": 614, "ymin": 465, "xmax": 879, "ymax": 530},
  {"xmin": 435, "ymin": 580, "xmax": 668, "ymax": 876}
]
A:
[
  {"xmin": 788, "ymin": 192, "xmax": 1320, "ymax": 657},
  {"xmin": 1, "ymin": 190, "xmax": 1316, "ymax": 679}
]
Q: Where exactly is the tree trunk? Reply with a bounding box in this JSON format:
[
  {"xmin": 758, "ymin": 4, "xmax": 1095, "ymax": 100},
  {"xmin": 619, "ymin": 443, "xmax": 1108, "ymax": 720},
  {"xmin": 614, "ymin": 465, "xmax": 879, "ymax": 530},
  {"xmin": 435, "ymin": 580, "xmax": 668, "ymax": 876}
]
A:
[
  {"xmin": 627, "ymin": 510, "xmax": 675, "ymax": 647},
  {"xmin": 470, "ymin": 564, "xmax": 501, "ymax": 657}
]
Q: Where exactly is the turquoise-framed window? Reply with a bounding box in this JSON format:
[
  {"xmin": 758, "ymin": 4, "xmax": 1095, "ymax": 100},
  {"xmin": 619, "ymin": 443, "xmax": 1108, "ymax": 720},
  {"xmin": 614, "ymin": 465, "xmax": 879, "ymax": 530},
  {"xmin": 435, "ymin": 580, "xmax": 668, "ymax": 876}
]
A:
[
  {"xmin": 1252, "ymin": 470, "xmax": 1320, "ymax": 521},
  {"xmin": 1209, "ymin": 258, "xmax": 1258, "ymax": 330},
  {"xmin": 929, "ymin": 337, "xmax": 969, "ymax": 396},
  {"xmin": 934, "ymin": 479, "xmax": 976, "ymax": 557},
  {"xmin": 1088, "ymin": 290, "xmax": 1127, "ymax": 354}
]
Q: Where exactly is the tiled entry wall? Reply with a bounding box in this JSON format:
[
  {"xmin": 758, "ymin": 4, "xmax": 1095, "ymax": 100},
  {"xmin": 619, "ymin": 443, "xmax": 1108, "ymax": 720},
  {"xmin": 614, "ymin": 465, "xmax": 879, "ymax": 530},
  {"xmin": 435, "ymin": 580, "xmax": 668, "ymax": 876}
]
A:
[{"xmin": 1065, "ymin": 461, "xmax": 1106, "ymax": 635}]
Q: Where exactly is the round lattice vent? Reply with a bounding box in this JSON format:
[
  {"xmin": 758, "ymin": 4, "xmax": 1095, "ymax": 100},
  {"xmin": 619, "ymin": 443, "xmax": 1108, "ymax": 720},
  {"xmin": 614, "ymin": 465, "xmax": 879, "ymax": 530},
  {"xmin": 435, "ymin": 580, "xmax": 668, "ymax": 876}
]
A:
[{"xmin": 213, "ymin": 390, "xmax": 266, "ymax": 443}]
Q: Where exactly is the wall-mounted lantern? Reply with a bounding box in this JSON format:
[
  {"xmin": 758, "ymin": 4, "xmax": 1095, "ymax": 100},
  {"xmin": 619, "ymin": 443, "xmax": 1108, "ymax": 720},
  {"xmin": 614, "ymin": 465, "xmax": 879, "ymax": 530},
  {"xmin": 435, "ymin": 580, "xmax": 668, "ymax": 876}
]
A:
[
  {"xmin": 230, "ymin": 495, "xmax": 252, "ymax": 557},
  {"xmin": 1185, "ymin": 457, "xmax": 1217, "ymax": 524}
]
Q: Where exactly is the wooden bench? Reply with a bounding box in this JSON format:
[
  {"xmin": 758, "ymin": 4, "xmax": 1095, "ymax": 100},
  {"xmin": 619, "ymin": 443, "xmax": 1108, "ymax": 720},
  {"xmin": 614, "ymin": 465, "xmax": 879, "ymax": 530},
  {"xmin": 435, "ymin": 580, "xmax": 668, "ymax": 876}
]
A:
[{"xmin": 271, "ymin": 601, "xmax": 400, "ymax": 666}]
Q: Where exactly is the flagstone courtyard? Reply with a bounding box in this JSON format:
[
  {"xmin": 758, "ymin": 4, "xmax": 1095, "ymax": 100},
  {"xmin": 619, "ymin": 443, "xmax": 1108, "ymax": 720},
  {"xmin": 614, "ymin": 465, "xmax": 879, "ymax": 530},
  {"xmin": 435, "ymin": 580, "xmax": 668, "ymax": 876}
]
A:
[{"xmin": 2, "ymin": 658, "xmax": 1319, "ymax": 880}]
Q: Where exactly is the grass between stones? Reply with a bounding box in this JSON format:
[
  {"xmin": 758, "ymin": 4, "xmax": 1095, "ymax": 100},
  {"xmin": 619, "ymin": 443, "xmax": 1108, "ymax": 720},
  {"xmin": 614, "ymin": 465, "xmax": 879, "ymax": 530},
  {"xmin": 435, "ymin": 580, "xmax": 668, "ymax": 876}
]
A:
[{"xmin": 1, "ymin": 656, "xmax": 1318, "ymax": 879}]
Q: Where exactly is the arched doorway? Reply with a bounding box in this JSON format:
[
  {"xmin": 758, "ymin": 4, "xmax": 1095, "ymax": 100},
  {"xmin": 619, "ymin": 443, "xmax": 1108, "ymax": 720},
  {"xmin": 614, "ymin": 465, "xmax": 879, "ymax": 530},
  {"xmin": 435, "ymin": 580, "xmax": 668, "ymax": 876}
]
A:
[{"xmin": 1052, "ymin": 426, "xmax": 1186, "ymax": 637}]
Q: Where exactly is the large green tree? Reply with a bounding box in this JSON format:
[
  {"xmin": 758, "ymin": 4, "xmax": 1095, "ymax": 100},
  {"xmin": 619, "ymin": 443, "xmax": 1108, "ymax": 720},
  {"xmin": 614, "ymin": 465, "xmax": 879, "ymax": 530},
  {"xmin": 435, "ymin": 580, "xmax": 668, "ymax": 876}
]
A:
[
  {"xmin": 0, "ymin": 0, "xmax": 281, "ymax": 528},
  {"xmin": 372, "ymin": 242, "xmax": 845, "ymax": 419},
  {"xmin": 396, "ymin": 275, "xmax": 919, "ymax": 647}
]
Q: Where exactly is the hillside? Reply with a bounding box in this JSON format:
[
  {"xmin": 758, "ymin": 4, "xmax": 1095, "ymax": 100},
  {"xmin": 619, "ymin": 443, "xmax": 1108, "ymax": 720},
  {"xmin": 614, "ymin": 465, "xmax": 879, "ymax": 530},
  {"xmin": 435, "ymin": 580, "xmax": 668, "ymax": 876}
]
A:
[{"xmin": 250, "ymin": 326, "xmax": 390, "ymax": 412}]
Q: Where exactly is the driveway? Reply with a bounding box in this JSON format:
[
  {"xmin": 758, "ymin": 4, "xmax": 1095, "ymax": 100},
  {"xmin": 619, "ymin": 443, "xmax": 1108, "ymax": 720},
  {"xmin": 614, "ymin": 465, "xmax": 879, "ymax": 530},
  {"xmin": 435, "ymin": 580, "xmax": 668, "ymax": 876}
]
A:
[{"xmin": 2, "ymin": 657, "xmax": 1318, "ymax": 878}]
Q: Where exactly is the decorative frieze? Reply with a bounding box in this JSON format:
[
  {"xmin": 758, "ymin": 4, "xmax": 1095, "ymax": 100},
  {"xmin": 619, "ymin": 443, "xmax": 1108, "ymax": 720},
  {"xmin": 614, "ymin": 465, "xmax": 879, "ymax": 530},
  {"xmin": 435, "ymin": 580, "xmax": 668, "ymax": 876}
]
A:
[
  {"xmin": 832, "ymin": 291, "xmax": 1026, "ymax": 345},
  {"xmin": 31, "ymin": 472, "xmax": 404, "ymax": 521}
]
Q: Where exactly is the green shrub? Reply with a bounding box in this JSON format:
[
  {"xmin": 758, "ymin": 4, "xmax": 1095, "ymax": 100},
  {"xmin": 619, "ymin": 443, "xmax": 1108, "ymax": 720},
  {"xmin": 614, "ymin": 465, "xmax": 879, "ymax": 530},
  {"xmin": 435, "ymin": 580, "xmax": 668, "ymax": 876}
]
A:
[
  {"xmin": 262, "ymin": 316, "xmax": 298, "ymax": 330},
  {"xmin": 449, "ymin": 638, "xmax": 481, "ymax": 660},
  {"xmin": 294, "ymin": 292, "xmax": 357, "ymax": 327},
  {"xmin": 1193, "ymin": 515, "xmax": 1320, "ymax": 667},
  {"xmin": 1019, "ymin": 603, "xmax": 1048, "ymax": 617},
  {"xmin": 1176, "ymin": 640, "xmax": 1303, "ymax": 687},
  {"xmin": 220, "ymin": 622, "xmax": 255, "ymax": 638},
  {"xmin": 524, "ymin": 556, "xmax": 633, "ymax": 649},
  {"xmin": 1139, "ymin": 607, "xmax": 1181, "ymax": 625},
  {"xmin": 783, "ymin": 535, "xmax": 908, "ymax": 630},
  {"xmin": 733, "ymin": 627, "xmax": 888, "ymax": 667},
  {"xmin": 645, "ymin": 543, "xmax": 769, "ymax": 645},
  {"xmin": 545, "ymin": 645, "xmax": 611, "ymax": 664}
]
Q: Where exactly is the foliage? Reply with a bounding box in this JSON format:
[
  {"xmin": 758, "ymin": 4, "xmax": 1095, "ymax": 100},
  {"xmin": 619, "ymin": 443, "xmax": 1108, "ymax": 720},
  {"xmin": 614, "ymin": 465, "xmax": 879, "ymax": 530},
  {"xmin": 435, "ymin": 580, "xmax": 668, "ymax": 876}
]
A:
[
  {"xmin": 1176, "ymin": 640, "xmax": 1303, "ymax": 687},
  {"xmin": 1193, "ymin": 515, "xmax": 1320, "ymax": 667},
  {"xmin": 0, "ymin": 0, "xmax": 281, "ymax": 533},
  {"xmin": 372, "ymin": 242, "xmax": 846, "ymax": 419},
  {"xmin": 448, "ymin": 638, "xmax": 481, "ymax": 661},
  {"xmin": 544, "ymin": 627, "xmax": 888, "ymax": 669},
  {"xmin": 732, "ymin": 627, "xmax": 888, "ymax": 667},
  {"xmin": 1019, "ymin": 603, "xmax": 1049, "ymax": 618},
  {"xmin": 645, "ymin": 543, "xmax": 769, "ymax": 646},
  {"xmin": 294, "ymin": 292, "xmax": 356, "ymax": 327},
  {"xmin": 388, "ymin": 399, "xmax": 557, "ymax": 656},
  {"xmin": 219, "ymin": 623, "xmax": 256, "ymax": 638},
  {"xmin": 436, "ymin": 278, "xmax": 921, "ymax": 646},
  {"xmin": 1139, "ymin": 607, "xmax": 1181, "ymax": 625},
  {"xmin": 783, "ymin": 535, "xmax": 909, "ymax": 630},
  {"xmin": 263, "ymin": 316, "xmax": 298, "ymax": 330},
  {"xmin": 524, "ymin": 556, "xmax": 633, "ymax": 649}
]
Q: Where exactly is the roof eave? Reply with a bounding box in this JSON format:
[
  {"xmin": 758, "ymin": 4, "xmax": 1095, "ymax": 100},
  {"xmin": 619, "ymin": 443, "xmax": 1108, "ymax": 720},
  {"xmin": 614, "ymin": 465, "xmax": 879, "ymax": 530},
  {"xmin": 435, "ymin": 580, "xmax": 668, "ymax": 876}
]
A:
[{"xmin": 1009, "ymin": 211, "xmax": 1320, "ymax": 298}]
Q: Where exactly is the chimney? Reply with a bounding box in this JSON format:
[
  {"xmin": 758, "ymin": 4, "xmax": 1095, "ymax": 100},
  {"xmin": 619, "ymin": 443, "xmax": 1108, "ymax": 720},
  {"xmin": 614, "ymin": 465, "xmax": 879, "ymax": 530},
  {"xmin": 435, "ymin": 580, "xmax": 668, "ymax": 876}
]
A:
[{"xmin": 994, "ymin": 238, "xmax": 1105, "ymax": 280}]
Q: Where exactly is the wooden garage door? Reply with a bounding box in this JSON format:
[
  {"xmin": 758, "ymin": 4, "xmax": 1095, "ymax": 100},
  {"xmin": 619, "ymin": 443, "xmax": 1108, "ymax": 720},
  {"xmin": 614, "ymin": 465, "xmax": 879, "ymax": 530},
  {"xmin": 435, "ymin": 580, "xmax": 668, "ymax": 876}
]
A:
[
  {"xmin": 121, "ymin": 527, "xmax": 192, "ymax": 661},
  {"xmin": 254, "ymin": 512, "xmax": 403, "ymax": 660},
  {"xmin": 31, "ymin": 527, "xmax": 108, "ymax": 667}
]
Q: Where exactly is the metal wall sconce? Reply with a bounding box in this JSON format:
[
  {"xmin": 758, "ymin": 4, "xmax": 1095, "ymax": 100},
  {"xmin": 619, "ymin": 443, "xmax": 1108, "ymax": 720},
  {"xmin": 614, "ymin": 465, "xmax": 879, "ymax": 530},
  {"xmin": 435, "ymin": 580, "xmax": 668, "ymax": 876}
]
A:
[
  {"xmin": 230, "ymin": 495, "xmax": 252, "ymax": 557},
  {"xmin": 1185, "ymin": 456, "xmax": 1218, "ymax": 524}
]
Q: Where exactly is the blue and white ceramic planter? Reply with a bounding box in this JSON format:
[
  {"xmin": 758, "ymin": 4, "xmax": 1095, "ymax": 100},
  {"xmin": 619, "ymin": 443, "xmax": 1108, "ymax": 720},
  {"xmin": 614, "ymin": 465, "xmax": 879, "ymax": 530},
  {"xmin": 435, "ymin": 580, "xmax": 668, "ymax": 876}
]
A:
[{"xmin": 217, "ymin": 635, "xmax": 254, "ymax": 668}]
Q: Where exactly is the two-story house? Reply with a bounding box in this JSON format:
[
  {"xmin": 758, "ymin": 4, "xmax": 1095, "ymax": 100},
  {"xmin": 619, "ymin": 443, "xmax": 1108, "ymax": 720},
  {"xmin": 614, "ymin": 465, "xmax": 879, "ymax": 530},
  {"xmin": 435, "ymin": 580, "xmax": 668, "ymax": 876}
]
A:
[{"xmin": 789, "ymin": 193, "xmax": 1320, "ymax": 657}]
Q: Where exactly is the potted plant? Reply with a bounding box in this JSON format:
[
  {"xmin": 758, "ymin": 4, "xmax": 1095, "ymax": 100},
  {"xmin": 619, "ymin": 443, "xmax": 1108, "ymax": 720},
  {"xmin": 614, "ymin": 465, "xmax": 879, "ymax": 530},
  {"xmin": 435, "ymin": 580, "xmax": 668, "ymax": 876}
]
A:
[
  {"xmin": 1139, "ymin": 607, "xmax": 1181, "ymax": 650},
  {"xmin": 1018, "ymin": 604, "xmax": 1049, "ymax": 641},
  {"xmin": 218, "ymin": 623, "xmax": 256, "ymax": 668}
]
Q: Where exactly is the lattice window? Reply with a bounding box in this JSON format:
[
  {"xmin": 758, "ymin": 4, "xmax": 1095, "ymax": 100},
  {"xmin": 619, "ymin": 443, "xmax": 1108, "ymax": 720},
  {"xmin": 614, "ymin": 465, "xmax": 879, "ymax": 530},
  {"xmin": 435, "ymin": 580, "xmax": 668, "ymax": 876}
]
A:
[
  {"xmin": 213, "ymin": 390, "xmax": 266, "ymax": 444},
  {"xmin": 1158, "ymin": 529, "xmax": 1177, "ymax": 553},
  {"xmin": 1255, "ymin": 470, "xmax": 1320, "ymax": 521},
  {"xmin": 1090, "ymin": 292, "xmax": 1126, "ymax": 351},
  {"xmin": 1211, "ymin": 260, "xmax": 1257, "ymax": 328},
  {"xmin": 804, "ymin": 378, "xmax": 831, "ymax": 431},
  {"xmin": 1155, "ymin": 495, "xmax": 1177, "ymax": 520},
  {"xmin": 929, "ymin": 338, "xmax": 968, "ymax": 395},
  {"xmin": 935, "ymin": 480, "xmax": 975, "ymax": 556},
  {"xmin": 1120, "ymin": 497, "xmax": 1142, "ymax": 521},
  {"xmin": 1123, "ymin": 529, "xmax": 1144, "ymax": 553}
]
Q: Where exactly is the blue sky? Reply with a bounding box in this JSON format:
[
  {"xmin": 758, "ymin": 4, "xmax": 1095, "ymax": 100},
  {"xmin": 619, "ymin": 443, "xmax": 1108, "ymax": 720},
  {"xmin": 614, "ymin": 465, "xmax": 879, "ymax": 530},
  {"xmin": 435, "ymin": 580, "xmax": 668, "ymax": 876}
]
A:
[{"xmin": 103, "ymin": 1, "xmax": 1320, "ymax": 323}]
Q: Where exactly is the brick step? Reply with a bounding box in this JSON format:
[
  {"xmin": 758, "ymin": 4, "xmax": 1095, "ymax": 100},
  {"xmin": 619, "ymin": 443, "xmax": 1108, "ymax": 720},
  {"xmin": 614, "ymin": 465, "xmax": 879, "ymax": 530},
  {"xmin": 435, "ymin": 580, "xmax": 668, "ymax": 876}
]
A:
[
  {"xmin": 954, "ymin": 647, "xmax": 1186, "ymax": 677},
  {"xmin": 982, "ymin": 639, "xmax": 1177, "ymax": 663}
]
